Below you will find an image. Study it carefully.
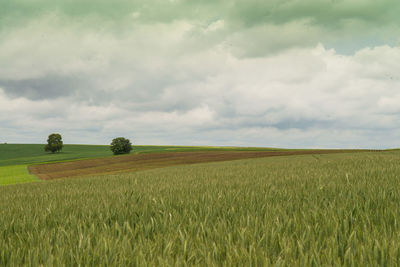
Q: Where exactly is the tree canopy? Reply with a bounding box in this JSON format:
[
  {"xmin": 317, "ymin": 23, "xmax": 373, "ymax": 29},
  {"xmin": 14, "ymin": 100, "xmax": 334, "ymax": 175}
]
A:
[
  {"xmin": 44, "ymin": 133, "xmax": 63, "ymax": 153},
  {"xmin": 110, "ymin": 137, "xmax": 132, "ymax": 155}
]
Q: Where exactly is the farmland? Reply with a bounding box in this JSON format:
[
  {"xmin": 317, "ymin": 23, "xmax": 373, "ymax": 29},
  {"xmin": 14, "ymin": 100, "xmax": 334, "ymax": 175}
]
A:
[
  {"xmin": 2, "ymin": 151, "xmax": 400, "ymax": 265},
  {"xmin": 0, "ymin": 165, "xmax": 37, "ymax": 185},
  {"xmin": 0, "ymin": 144, "xmax": 284, "ymax": 185},
  {"xmin": 1, "ymin": 143, "xmax": 334, "ymax": 186},
  {"xmin": 29, "ymin": 149, "xmax": 373, "ymax": 180},
  {"xmin": 0, "ymin": 144, "xmax": 113, "ymax": 166},
  {"xmin": 0, "ymin": 144, "xmax": 111, "ymax": 186}
]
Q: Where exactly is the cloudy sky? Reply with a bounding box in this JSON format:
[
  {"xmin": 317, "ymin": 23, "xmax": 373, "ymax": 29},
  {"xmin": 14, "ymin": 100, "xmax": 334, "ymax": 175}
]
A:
[{"xmin": 1, "ymin": 0, "xmax": 400, "ymax": 148}]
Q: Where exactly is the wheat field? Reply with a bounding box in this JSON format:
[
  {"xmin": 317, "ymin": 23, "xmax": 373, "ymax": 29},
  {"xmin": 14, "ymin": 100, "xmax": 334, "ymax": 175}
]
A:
[{"xmin": 1, "ymin": 151, "xmax": 400, "ymax": 265}]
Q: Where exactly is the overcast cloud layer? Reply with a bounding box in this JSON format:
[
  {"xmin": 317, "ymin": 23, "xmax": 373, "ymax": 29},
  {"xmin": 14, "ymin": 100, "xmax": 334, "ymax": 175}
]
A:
[{"xmin": 1, "ymin": 0, "xmax": 400, "ymax": 148}]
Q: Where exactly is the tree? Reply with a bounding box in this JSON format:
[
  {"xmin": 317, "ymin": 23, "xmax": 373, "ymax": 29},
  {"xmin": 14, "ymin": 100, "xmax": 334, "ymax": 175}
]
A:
[
  {"xmin": 110, "ymin": 137, "xmax": 132, "ymax": 155},
  {"xmin": 44, "ymin": 133, "xmax": 63, "ymax": 153}
]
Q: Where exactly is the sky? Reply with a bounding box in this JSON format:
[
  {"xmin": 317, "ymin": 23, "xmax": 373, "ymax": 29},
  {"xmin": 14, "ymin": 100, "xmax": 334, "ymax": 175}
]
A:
[{"xmin": 1, "ymin": 0, "xmax": 400, "ymax": 148}]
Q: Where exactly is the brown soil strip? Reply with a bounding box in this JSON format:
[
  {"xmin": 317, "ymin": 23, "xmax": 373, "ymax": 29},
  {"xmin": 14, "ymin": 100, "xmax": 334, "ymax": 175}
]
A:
[{"xmin": 28, "ymin": 150, "xmax": 377, "ymax": 180}]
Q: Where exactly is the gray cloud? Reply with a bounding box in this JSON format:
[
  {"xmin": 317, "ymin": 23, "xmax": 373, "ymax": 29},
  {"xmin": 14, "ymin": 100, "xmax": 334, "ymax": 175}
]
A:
[
  {"xmin": 0, "ymin": 75, "xmax": 81, "ymax": 100},
  {"xmin": 1, "ymin": 6, "xmax": 400, "ymax": 148}
]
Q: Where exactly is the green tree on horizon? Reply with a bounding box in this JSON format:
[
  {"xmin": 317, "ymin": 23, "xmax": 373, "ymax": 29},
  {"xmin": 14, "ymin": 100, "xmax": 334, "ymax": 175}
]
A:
[
  {"xmin": 110, "ymin": 137, "xmax": 132, "ymax": 155},
  {"xmin": 44, "ymin": 133, "xmax": 63, "ymax": 153}
]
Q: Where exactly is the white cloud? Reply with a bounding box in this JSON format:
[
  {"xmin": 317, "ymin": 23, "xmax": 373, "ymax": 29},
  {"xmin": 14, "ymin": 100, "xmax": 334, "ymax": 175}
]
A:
[{"xmin": 1, "ymin": 15, "xmax": 400, "ymax": 148}]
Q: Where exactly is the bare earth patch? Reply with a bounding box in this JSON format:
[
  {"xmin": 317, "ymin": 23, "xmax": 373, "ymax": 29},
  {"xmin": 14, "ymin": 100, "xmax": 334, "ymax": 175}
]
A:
[{"xmin": 28, "ymin": 150, "xmax": 376, "ymax": 180}]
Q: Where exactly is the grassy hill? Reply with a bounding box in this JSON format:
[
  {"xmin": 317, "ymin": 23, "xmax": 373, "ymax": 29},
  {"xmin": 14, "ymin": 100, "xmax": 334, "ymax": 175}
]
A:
[
  {"xmin": 1, "ymin": 151, "xmax": 400, "ymax": 265},
  {"xmin": 0, "ymin": 144, "xmax": 112, "ymax": 166}
]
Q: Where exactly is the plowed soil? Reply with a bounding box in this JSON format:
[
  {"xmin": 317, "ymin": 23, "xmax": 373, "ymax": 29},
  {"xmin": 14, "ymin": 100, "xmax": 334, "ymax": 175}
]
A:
[{"xmin": 28, "ymin": 150, "xmax": 375, "ymax": 180}]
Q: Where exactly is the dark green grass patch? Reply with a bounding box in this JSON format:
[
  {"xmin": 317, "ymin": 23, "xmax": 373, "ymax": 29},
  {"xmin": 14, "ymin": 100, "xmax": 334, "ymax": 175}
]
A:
[{"xmin": 0, "ymin": 144, "xmax": 113, "ymax": 166}]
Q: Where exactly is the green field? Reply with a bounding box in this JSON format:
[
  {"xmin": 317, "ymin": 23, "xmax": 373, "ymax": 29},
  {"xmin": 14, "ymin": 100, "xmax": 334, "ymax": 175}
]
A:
[
  {"xmin": 0, "ymin": 165, "xmax": 38, "ymax": 186},
  {"xmin": 0, "ymin": 144, "xmax": 112, "ymax": 186},
  {"xmin": 0, "ymin": 144, "xmax": 113, "ymax": 166},
  {"xmin": 2, "ymin": 151, "xmax": 400, "ymax": 265},
  {"xmin": 0, "ymin": 144, "xmax": 284, "ymax": 186}
]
